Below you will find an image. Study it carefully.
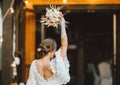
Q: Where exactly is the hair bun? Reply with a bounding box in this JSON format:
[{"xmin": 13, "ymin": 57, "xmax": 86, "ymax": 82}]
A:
[{"xmin": 36, "ymin": 38, "xmax": 57, "ymax": 59}]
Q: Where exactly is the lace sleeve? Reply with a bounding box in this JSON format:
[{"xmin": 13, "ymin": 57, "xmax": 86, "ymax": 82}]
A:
[
  {"xmin": 26, "ymin": 61, "xmax": 37, "ymax": 85},
  {"xmin": 54, "ymin": 48, "xmax": 70, "ymax": 84}
]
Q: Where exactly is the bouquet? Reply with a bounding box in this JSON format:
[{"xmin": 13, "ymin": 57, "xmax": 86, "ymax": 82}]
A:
[{"xmin": 41, "ymin": 5, "xmax": 63, "ymax": 28}]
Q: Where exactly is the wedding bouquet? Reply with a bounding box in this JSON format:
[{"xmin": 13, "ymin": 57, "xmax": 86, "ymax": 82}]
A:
[{"xmin": 41, "ymin": 6, "xmax": 63, "ymax": 28}]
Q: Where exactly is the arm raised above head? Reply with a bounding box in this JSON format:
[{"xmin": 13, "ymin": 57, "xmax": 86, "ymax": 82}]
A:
[{"xmin": 60, "ymin": 17, "xmax": 68, "ymax": 59}]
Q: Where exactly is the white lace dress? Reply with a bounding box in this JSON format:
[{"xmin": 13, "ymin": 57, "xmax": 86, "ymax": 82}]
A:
[{"xmin": 26, "ymin": 49, "xmax": 70, "ymax": 85}]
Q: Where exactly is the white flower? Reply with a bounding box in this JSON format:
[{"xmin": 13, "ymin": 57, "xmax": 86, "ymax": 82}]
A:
[{"xmin": 41, "ymin": 6, "xmax": 63, "ymax": 28}]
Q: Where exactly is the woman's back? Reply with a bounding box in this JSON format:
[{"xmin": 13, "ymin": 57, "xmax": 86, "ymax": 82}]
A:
[
  {"xmin": 26, "ymin": 49, "xmax": 70, "ymax": 85},
  {"xmin": 35, "ymin": 59, "xmax": 54, "ymax": 81}
]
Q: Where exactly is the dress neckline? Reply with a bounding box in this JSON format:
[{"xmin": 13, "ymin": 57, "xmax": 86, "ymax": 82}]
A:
[{"xmin": 34, "ymin": 60, "xmax": 55, "ymax": 81}]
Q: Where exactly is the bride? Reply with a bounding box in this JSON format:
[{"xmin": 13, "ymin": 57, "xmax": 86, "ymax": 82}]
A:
[{"xmin": 26, "ymin": 18, "xmax": 70, "ymax": 85}]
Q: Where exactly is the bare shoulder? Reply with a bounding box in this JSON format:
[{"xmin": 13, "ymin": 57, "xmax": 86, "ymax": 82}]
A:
[
  {"xmin": 35, "ymin": 60, "xmax": 43, "ymax": 74},
  {"xmin": 35, "ymin": 60, "xmax": 42, "ymax": 68}
]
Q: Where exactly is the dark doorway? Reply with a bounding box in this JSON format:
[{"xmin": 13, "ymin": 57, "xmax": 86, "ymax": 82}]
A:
[{"xmin": 64, "ymin": 13, "xmax": 113, "ymax": 85}]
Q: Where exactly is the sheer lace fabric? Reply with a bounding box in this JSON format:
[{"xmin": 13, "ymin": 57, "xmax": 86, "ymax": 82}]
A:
[{"xmin": 26, "ymin": 48, "xmax": 70, "ymax": 85}]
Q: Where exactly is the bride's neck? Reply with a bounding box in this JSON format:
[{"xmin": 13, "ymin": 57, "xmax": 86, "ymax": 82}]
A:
[{"xmin": 41, "ymin": 55, "xmax": 50, "ymax": 63}]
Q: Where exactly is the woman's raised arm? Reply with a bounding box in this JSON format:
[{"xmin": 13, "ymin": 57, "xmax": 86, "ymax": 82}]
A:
[{"xmin": 60, "ymin": 18, "xmax": 68, "ymax": 59}]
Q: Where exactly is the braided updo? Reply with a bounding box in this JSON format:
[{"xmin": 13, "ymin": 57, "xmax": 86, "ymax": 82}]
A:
[{"xmin": 36, "ymin": 38, "xmax": 57, "ymax": 59}]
